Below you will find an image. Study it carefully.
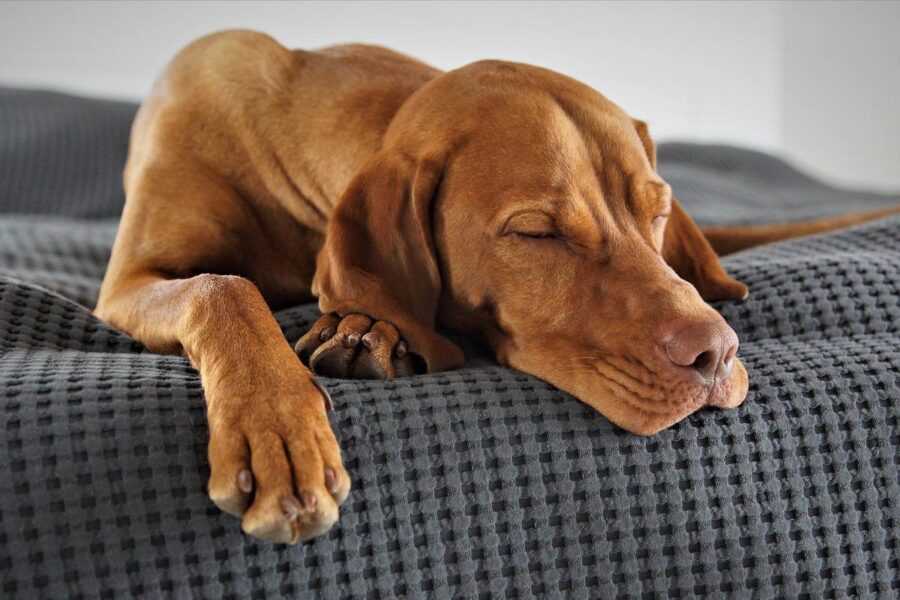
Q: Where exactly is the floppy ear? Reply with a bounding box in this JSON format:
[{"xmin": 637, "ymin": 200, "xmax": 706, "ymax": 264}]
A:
[
  {"xmin": 662, "ymin": 200, "xmax": 748, "ymax": 301},
  {"xmin": 633, "ymin": 119, "xmax": 748, "ymax": 301},
  {"xmin": 312, "ymin": 151, "xmax": 464, "ymax": 373}
]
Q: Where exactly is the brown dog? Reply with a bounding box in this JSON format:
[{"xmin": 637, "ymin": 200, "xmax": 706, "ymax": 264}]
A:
[{"xmin": 94, "ymin": 30, "xmax": 898, "ymax": 544}]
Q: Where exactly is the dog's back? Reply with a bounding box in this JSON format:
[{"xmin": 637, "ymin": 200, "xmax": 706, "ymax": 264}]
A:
[
  {"xmin": 129, "ymin": 31, "xmax": 439, "ymax": 230},
  {"xmin": 105, "ymin": 31, "xmax": 439, "ymax": 311}
]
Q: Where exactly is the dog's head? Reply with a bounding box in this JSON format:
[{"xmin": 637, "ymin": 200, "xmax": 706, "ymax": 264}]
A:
[{"xmin": 314, "ymin": 60, "xmax": 749, "ymax": 435}]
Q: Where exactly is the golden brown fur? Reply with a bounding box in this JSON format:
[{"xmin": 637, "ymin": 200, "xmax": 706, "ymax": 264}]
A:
[{"xmin": 95, "ymin": 30, "xmax": 899, "ymax": 544}]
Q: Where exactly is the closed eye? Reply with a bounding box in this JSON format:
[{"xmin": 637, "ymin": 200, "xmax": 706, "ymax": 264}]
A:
[
  {"xmin": 512, "ymin": 231, "xmax": 561, "ymax": 240},
  {"xmin": 509, "ymin": 230, "xmax": 575, "ymax": 253},
  {"xmin": 501, "ymin": 209, "xmax": 564, "ymax": 241}
]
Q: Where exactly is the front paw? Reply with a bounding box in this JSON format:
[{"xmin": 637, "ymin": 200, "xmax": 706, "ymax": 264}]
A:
[
  {"xmin": 205, "ymin": 375, "xmax": 351, "ymax": 544},
  {"xmin": 295, "ymin": 313, "xmax": 419, "ymax": 379}
]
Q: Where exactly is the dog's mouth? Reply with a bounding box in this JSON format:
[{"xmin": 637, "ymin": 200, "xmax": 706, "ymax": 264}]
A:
[
  {"xmin": 516, "ymin": 351, "xmax": 749, "ymax": 436},
  {"xmin": 505, "ymin": 338, "xmax": 750, "ymax": 436},
  {"xmin": 599, "ymin": 352, "xmax": 739, "ymax": 400},
  {"xmin": 582, "ymin": 355, "xmax": 749, "ymax": 435}
]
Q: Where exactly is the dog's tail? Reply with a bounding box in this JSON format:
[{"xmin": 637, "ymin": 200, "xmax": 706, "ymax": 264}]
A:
[{"xmin": 703, "ymin": 205, "xmax": 900, "ymax": 256}]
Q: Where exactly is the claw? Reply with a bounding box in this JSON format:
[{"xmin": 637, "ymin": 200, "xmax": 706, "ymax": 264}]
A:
[
  {"xmin": 311, "ymin": 377, "xmax": 334, "ymax": 411},
  {"xmin": 362, "ymin": 332, "xmax": 379, "ymax": 349},
  {"xmin": 319, "ymin": 327, "xmax": 336, "ymax": 341},
  {"xmin": 281, "ymin": 495, "xmax": 303, "ymax": 521},
  {"xmin": 301, "ymin": 491, "xmax": 318, "ymax": 512},
  {"xmin": 238, "ymin": 469, "xmax": 254, "ymax": 493},
  {"xmin": 325, "ymin": 468, "xmax": 339, "ymax": 495}
]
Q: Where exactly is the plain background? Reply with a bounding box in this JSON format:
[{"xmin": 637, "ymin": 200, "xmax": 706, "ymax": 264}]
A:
[{"xmin": 0, "ymin": 0, "xmax": 897, "ymax": 190}]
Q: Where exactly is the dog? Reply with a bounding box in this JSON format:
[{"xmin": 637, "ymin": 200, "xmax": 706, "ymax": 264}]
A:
[{"xmin": 94, "ymin": 30, "xmax": 899, "ymax": 544}]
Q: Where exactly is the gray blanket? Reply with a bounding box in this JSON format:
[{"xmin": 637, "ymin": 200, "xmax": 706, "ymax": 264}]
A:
[{"xmin": 1, "ymin": 88, "xmax": 898, "ymax": 599}]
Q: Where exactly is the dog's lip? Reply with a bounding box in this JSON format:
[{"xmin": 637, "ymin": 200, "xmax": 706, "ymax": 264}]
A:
[
  {"xmin": 592, "ymin": 356, "xmax": 738, "ymax": 416},
  {"xmin": 545, "ymin": 354, "xmax": 748, "ymax": 436},
  {"xmin": 602, "ymin": 386, "xmax": 707, "ymax": 436},
  {"xmin": 647, "ymin": 383, "xmax": 717, "ymax": 414},
  {"xmin": 693, "ymin": 363, "xmax": 734, "ymax": 404},
  {"xmin": 619, "ymin": 387, "xmax": 706, "ymax": 418},
  {"xmin": 591, "ymin": 357, "xmax": 716, "ymax": 411}
]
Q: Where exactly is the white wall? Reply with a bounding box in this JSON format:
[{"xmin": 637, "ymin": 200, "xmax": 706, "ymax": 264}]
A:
[
  {"xmin": 782, "ymin": 2, "xmax": 900, "ymax": 191},
  {"xmin": 0, "ymin": 1, "xmax": 897, "ymax": 190},
  {"xmin": 0, "ymin": 0, "xmax": 784, "ymax": 150}
]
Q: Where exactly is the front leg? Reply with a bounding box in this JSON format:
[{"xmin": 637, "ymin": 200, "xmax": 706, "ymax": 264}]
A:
[
  {"xmin": 95, "ymin": 273, "xmax": 351, "ymax": 544},
  {"xmin": 295, "ymin": 313, "xmax": 420, "ymax": 379}
]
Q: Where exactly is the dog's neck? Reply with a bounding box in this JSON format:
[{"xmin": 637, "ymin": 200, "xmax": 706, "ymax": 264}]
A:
[{"xmin": 271, "ymin": 48, "xmax": 441, "ymax": 229}]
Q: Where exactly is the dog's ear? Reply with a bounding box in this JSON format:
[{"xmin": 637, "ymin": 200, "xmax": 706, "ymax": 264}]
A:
[
  {"xmin": 662, "ymin": 200, "xmax": 748, "ymax": 301},
  {"xmin": 633, "ymin": 119, "xmax": 748, "ymax": 301},
  {"xmin": 633, "ymin": 119, "xmax": 657, "ymax": 169},
  {"xmin": 312, "ymin": 151, "xmax": 464, "ymax": 373}
]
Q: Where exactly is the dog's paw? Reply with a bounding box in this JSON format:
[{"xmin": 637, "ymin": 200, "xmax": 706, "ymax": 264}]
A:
[
  {"xmin": 205, "ymin": 373, "xmax": 351, "ymax": 544},
  {"xmin": 295, "ymin": 313, "xmax": 418, "ymax": 379}
]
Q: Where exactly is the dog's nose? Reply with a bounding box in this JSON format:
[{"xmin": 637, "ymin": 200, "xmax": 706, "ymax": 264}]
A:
[{"xmin": 663, "ymin": 320, "xmax": 738, "ymax": 383}]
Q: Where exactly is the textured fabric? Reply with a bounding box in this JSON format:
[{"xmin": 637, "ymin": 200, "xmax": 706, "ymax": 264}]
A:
[
  {"xmin": 0, "ymin": 88, "xmax": 135, "ymax": 218},
  {"xmin": 1, "ymin": 89, "xmax": 899, "ymax": 599},
  {"xmin": 658, "ymin": 142, "xmax": 900, "ymax": 226}
]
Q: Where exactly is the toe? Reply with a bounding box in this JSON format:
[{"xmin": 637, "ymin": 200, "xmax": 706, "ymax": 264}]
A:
[
  {"xmin": 207, "ymin": 430, "xmax": 252, "ymax": 517},
  {"xmin": 295, "ymin": 313, "xmax": 342, "ymax": 365},
  {"xmin": 285, "ymin": 436, "xmax": 341, "ymax": 536},
  {"xmin": 353, "ymin": 321, "xmax": 397, "ymax": 378},
  {"xmin": 309, "ymin": 314, "xmax": 372, "ymax": 377},
  {"xmin": 352, "ymin": 347, "xmax": 394, "ymax": 379},
  {"xmin": 314, "ymin": 428, "xmax": 352, "ymax": 505},
  {"xmin": 324, "ymin": 467, "xmax": 351, "ymax": 505},
  {"xmin": 309, "ymin": 339, "xmax": 357, "ymax": 377},
  {"xmin": 241, "ymin": 431, "xmax": 298, "ymax": 543},
  {"xmin": 352, "ymin": 321, "xmax": 417, "ymax": 379}
]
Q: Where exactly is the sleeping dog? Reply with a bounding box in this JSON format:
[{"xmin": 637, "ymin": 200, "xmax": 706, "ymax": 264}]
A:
[{"xmin": 95, "ymin": 30, "xmax": 899, "ymax": 544}]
